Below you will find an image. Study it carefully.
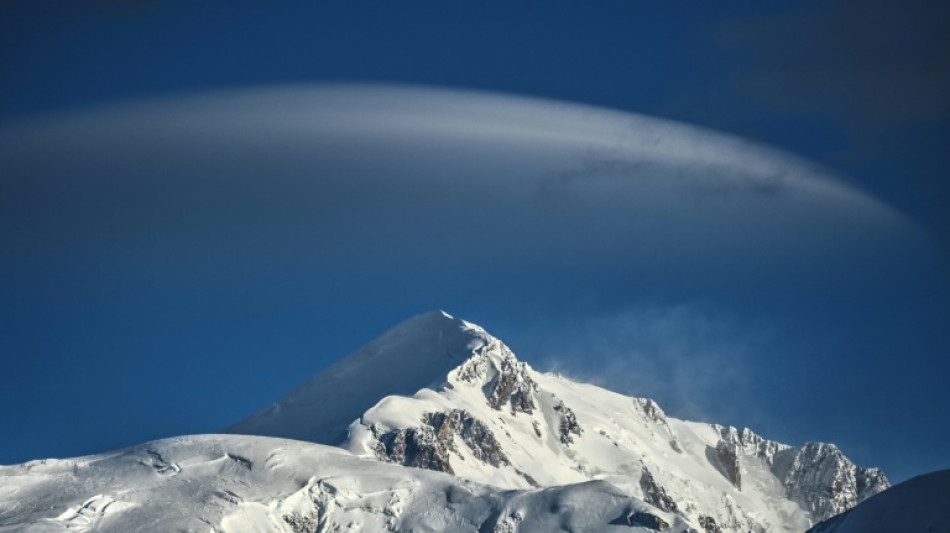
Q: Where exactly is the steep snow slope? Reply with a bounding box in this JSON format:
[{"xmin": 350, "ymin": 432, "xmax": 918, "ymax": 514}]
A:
[
  {"xmin": 232, "ymin": 311, "xmax": 888, "ymax": 532},
  {"xmin": 806, "ymin": 469, "xmax": 950, "ymax": 533},
  {"xmin": 0, "ymin": 434, "xmax": 690, "ymax": 533},
  {"xmin": 228, "ymin": 311, "xmax": 486, "ymax": 444}
]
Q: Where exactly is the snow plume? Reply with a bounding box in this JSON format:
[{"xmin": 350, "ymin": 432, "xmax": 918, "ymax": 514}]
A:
[{"xmin": 530, "ymin": 304, "xmax": 771, "ymax": 422}]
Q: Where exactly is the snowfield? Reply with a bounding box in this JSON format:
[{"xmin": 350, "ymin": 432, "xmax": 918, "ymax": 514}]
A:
[
  {"xmin": 2, "ymin": 311, "xmax": 895, "ymax": 532},
  {"xmin": 0, "ymin": 435, "xmax": 688, "ymax": 532}
]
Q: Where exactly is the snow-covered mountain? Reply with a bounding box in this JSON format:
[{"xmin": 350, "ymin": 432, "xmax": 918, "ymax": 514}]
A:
[
  {"xmin": 806, "ymin": 469, "xmax": 950, "ymax": 533},
  {"xmin": 0, "ymin": 434, "xmax": 689, "ymax": 533},
  {"xmin": 2, "ymin": 311, "xmax": 891, "ymax": 532},
  {"xmin": 228, "ymin": 310, "xmax": 888, "ymax": 532}
]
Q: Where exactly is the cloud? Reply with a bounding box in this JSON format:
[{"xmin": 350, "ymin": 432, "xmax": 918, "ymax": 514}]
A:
[{"xmin": 0, "ymin": 84, "xmax": 928, "ymax": 297}]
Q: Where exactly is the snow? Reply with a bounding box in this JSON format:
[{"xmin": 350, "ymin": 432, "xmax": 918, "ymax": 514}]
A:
[
  {"xmin": 0, "ymin": 434, "xmax": 682, "ymax": 532},
  {"xmin": 333, "ymin": 313, "xmax": 887, "ymax": 531},
  {"xmin": 1, "ymin": 311, "xmax": 898, "ymax": 532},
  {"xmin": 226, "ymin": 310, "xmax": 490, "ymax": 444}
]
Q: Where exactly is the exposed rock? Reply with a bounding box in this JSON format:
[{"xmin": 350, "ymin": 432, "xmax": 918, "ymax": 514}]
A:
[
  {"xmin": 283, "ymin": 512, "xmax": 321, "ymax": 533},
  {"xmin": 425, "ymin": 410, "xmax": 509, "ymax": 468},
  {"xmin": 856, "ymin": 466, "xmax": 888, "ymax": 497},
  {"xmin": 454, "ymin": 341, "xmax": 537, "ymax": 414},
  {"xmin": 772, "ymin": 442, "xmax": 889, "ymax": 520},
  {"xmin": 377, "ymin": 425, "xmax": 453, "ymax": 473},
  {"xmin": 553, "ymin": 401, "xmax": 582, "ymax": 445},
  {"xmin": 640, "ymin": 467, "xmax": 678, "ymax": 513},
  {"xmin": 610, "ymin": 510, "xmax": 670, "ymax": 530},
  {"xmin": 635, "ymin": 398, "xmax": 682, "ymax": 453},
  {"xmin": 633, "ymin": 398, "xmax": 668, "ymax": 425},
  {"xmin": 698, "ymin": 515, "xmax": 722, "ymax": 533},
  {"xmin": 715, "ymin": 440, "xmax": 742, "ymax": 490},
  {"xmin": 374, "ymin": 409, "xmax": 509, "ymax": 474},
  {"xmin": 715, "ymin": 425, "xmax": 790, "ymax": 465},
  {"xmin": 714, "ymin": 425, "xmax": 890, "ymax": 523}
]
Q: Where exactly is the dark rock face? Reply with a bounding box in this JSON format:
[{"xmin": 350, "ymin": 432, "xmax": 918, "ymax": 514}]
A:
[
  {"xmin": 486, "ymin": 360, "xmax": 536, "ymax": 414},
  {"xmin": 374, "ymin": 409, "xmax": 509, "ymax": 474},
  {"xmin": 610, "ymin": 510, "xmax": 670, "ymax": 531},
  {"xmin": 553, "ymin": 401, "xmax": 582, "ymax": 445},
  {"xmin": 377, "ymin": 425, "xmax": 453, "ymax": 473},
  {"xmin": 455, "ymin": 341, "xmax": 538, "ymax": 414},
  {"xmin": 698, "ymin": 515, "xmax": 722, "ymax": 533},
  {"xmin": 425, "ymin": 410, "xmax": 509, "ymax": 468},
  {"xmin": 640, "ymin": 467, "xmax": 678, "ymax": 513},
  {"xmin": 715, "ymin": 440, "xmax": 742, "ymax": 490}
]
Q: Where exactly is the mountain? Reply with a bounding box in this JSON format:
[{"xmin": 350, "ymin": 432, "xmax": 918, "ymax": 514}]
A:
[
  {"xmin": 227, "ymin": 311, "xmax": 481, "ymax": 445},
  {"xmin": 0, "ymin": 434, "xmax": 691, "ymax": 533},
  {"xmin": 228, "ymin": 310, "xmax": 888, "ymax": 532},
  {"xmin": 1, "ymin": 311, "xmax": 890, "ymax": 532},
  {"xmin": 806, "ymin": 469, "xmax": 950, "ymax": 533}
]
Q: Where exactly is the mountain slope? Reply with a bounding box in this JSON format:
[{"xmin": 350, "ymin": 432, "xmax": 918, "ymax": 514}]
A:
[
  {"xmin": 806, "ymin": 469, "xmax": 950, "ymax": 533},
  {"xmin": 0, "ymin": 434, "xmax": 689, "ymax": 533},
  {"xmin": 227, "ymin": 310, "xmax": 488, "ymax": 444},
  {"xmin": 230, "ymin": 311, "xmax": 889, "ymax": 532}
]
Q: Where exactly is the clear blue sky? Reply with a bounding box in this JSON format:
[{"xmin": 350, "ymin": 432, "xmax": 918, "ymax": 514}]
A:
[{"xmin": 1, "ymin": 0, "xmax": 948, "ymax": 484}]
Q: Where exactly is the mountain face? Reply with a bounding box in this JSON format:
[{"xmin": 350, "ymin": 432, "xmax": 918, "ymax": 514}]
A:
[
  {"xmin": 227, "ymin": 311, "xmax": 888, "ymax": 532},
  {"xmin": 806, "ymin": 469, "xmax": 950, "ymax": 533},
  {"xmin": 2, "ymin": 311, "xmax": 889, "ymax": 532}
]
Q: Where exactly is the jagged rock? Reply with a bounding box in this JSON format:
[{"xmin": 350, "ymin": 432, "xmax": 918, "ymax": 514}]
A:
[
  {"xmin": 640, "ymin": 467, "xmax": 678, "ymax": 513},
  {"xmin": 374, "ymin": 409, "xmax": 509, "ymax": 474},
  {"xmin": 425, "ymin": 410, "xmax": 510, "ymax": 468},
  {"xmin": 610, "ymin": 510, "xmax": 670, "ymax": 530},
  {"xmin": 715, "ymin": 440, "xmax": 742, "ymax": 490},
  {"xmin": 698, "ymin": 515, "xmax": 722, "ymax": 533},
  {"xmin": 455, "ymin": 341, "xmax": 537, "ymax": 414},
  {"xmin": 553, "ymin": 401, "xmax": 582, "ymax": 445},
  {"xmin": 856, "ymin": 466, "xmax": 888, "ymax": 496},
  {"xmin": 633, "ymin": 398, "xmax": 668, "ymax": 424},
  {"xmin": 714, "ymin": 425, "xmax": 890, "ymax": 523},
  {"xmin": 773, "ymin": 442, "xmax": 888, "ymax": 520},
  {"xmin": 715, "ymin": 425, "xmax": 790, "ymax": 465},
  {"xmin": 377, "ymin": 426, "xmax": 453, "ymax": 473}
]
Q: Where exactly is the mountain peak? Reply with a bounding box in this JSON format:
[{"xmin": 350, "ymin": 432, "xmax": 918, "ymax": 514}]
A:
[{"xmin": 226, "ymin": 310, "xmax": 501, "ymax": 444}]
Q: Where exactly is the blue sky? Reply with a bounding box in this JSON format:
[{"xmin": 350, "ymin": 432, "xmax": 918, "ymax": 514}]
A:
[{"xmin": 1, "ymin": 0, "xmax": 948, "ymax": 485}]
